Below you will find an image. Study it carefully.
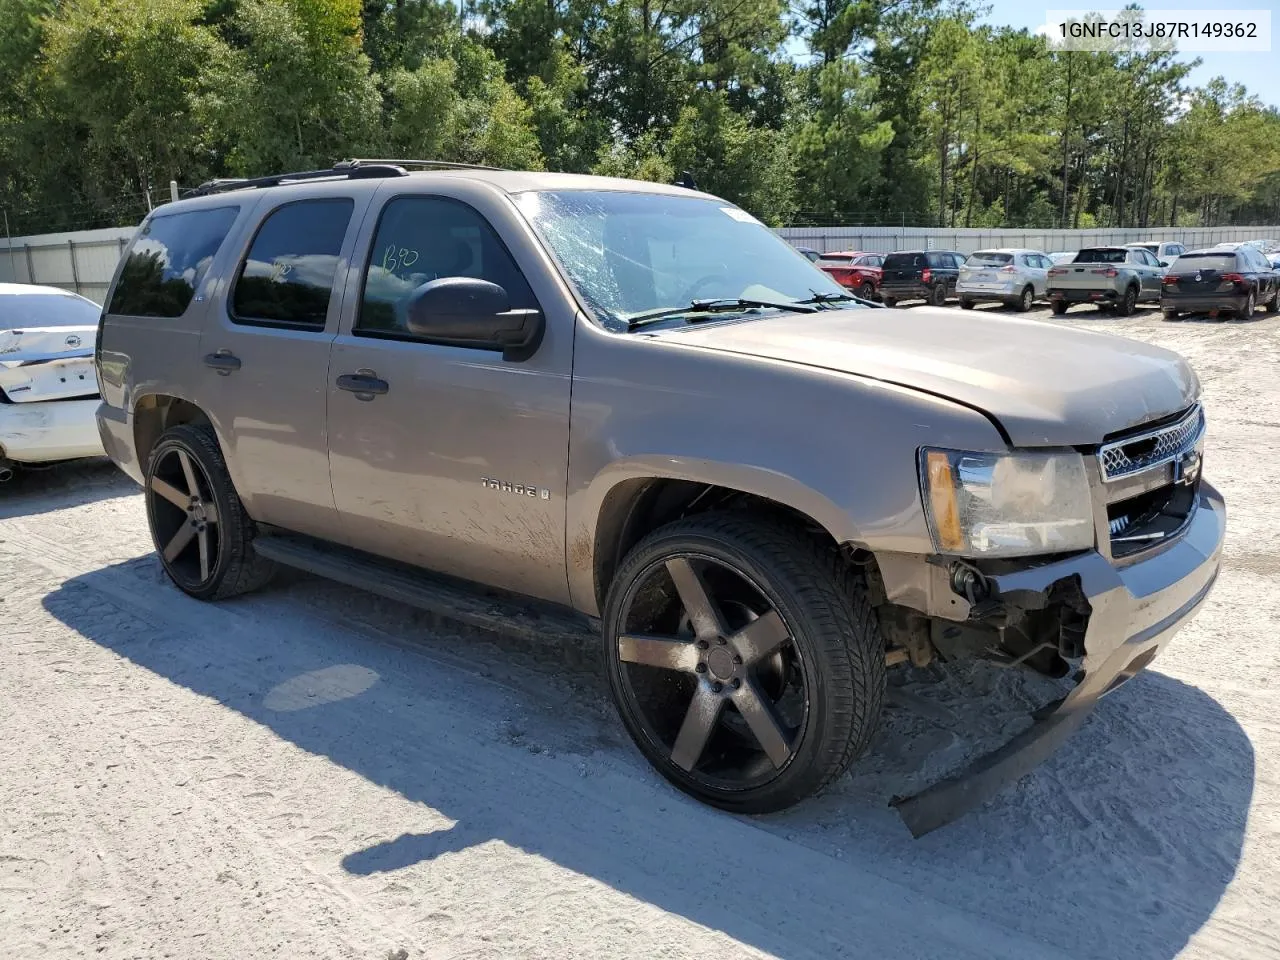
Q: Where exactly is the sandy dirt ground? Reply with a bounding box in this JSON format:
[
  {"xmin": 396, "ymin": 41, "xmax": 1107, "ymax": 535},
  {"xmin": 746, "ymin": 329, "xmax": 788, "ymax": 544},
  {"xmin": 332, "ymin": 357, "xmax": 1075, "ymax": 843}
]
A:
[{"xmin": 1, "ymin": 304, "xmax": 1278, "ymax": 960}]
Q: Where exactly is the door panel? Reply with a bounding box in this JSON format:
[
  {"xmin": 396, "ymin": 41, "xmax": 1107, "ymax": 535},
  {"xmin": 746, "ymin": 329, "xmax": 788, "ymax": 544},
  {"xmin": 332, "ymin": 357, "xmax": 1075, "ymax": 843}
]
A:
[
  {"xmin": 197, "ymin": 193, "xmax": 367, "ymax": 541},
  {"xmin": 326, "ymin": 192, "xmax": 573, "ymax": 604}
]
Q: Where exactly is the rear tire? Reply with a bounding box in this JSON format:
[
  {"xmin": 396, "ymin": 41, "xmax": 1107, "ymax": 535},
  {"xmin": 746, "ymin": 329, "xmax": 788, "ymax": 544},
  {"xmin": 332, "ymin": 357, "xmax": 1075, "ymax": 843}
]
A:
[
  {"xmin": 858, "ymin": 282, "xmax": 875, "ymax": 300},
  {"xmin": 1051, "ymin": 300, "xmax": 1068, "ymax": 316},
  {"xmin": 1266, "ymin": 286, "xmax": 1280, "ymax": 313},
  {"xmin": 882, "ymin": 296, "xmax": 897, "ymax": 308},
  {"xmin": 1014, "ymin": 285, "xmax": 1034, "ymax": 312},
  {"xmin": 1118, "ymin": 285, "xmax": 1138, "ymax": 316},
  {"xmin": 1162, "ymin": 309, "xmax": 1180, "ymax": 321},
  {"xmin": 144, "ymin": 424, "xmax": 276, "ymax": 601},
  {"xmin": 603, "ymin": 513, "xmax": 885, "ymax": 814},
  {"xmin": 960, "ymin": 297, "xmax": 975, "ymax": 310},
  {"xmin": 930, "ymin": 284, "xmax": 947, "ymax": 307},
  {"xmin": 1237, "ymin": 289, "xmax": 1256, "ymax": 319}
]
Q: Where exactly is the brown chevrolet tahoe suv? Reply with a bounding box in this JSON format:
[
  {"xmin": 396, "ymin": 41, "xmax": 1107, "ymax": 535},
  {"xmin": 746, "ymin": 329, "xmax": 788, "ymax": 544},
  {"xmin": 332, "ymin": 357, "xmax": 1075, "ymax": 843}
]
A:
[{"xmin": 94, "ymin": 160, "xmax": 1225, "ymax": 835}]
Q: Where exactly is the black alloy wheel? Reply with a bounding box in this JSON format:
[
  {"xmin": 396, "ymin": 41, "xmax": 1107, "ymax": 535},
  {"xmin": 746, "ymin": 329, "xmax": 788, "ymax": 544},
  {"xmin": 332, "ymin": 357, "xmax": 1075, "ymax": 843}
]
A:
[
  {"xmin": 145, "ymin": 424, "xmax": 276, "ymax": 600},
  {"xmin": 148, "ymin": 443, "xmax": 221, "ymax": 590},
  {"xmin": 604, "ymin": 514, "xmax": 884, "ymax": 813}
]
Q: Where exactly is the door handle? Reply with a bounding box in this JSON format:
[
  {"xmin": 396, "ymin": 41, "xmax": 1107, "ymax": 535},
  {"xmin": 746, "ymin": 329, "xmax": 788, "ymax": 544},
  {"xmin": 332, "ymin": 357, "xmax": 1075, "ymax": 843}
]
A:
[
  {"xmin": 336, "ymin": 372, "xmax": 389, "ymax": 399},
  {"xmin": 203, "ymin": 350, "xmax": 241, "ymax": 374}
]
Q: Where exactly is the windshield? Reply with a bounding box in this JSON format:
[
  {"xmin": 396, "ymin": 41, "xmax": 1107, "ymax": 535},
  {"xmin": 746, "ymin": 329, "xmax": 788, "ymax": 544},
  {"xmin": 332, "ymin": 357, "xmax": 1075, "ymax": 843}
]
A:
[
  {"xmin": 0, "ymin": 291, "xmax": 101, "ymax": 331},
  {"xmin": 512, "ymin": 191, "xmax": 849, "ymax": 325},
  {"xmin": 1074, "ymin": 249, "xmax": 1127, "ymax": 264},
  {"xmin": 966, "ymin": 251, "xmax": 1012, "ymax": 266}
]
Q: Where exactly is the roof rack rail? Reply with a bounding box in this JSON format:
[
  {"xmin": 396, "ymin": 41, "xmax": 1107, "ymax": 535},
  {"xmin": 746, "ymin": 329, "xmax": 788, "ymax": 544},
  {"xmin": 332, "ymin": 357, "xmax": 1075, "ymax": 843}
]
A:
[
  {"xmin": 342, "ymin": 158, "xmax": 507, "ymax": 172},
  {"xmin": 185, "ymin": 158, "xmax": 508, "ymax": 197},
  {"xmin": 188, "ymin": 161, "xmax": 411, "ymax": 197}
]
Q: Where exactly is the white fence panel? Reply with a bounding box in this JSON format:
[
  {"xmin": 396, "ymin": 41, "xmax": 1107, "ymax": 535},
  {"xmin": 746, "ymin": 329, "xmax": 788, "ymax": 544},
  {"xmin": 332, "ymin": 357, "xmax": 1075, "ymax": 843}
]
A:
[{"xmin": 2, "ymin": 226, "xmax": 137, "ymax": 305}]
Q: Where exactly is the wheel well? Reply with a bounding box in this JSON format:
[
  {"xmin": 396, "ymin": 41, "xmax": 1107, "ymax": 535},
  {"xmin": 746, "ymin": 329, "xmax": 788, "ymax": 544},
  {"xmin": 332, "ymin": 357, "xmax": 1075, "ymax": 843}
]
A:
[
  {"xmin": 592, "ymin": 479, "xmax": 840, "ymax": 612},
  {"xmin": 133, "ymin": 395, "xmax": 212, "ymax": 470}
]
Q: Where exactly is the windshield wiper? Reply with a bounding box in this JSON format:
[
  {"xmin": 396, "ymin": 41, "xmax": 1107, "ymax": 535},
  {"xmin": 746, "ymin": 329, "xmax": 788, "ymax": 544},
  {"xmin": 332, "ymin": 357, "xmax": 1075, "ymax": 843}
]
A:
[
  {"xmin": 797, "ymin": 290, "xmax": 881, "ymax": 308},
  {"xmin": 626, "ymin": 297, "xmax": 817, "ymax": 330}
]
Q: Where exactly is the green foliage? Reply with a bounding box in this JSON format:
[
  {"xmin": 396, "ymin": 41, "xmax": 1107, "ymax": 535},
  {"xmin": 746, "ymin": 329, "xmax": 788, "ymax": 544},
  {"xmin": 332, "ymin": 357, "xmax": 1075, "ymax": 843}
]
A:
[{"xmin": 0, "ymin": 0, "xmax": 1278, "ymax": 233}]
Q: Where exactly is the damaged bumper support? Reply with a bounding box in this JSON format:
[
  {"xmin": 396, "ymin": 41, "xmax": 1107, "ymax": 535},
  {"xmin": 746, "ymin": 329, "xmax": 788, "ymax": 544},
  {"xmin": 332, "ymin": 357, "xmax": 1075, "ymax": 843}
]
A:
[{"xmin": 887, "ymin": 481, "xmax": 1226, "ymax": 837}]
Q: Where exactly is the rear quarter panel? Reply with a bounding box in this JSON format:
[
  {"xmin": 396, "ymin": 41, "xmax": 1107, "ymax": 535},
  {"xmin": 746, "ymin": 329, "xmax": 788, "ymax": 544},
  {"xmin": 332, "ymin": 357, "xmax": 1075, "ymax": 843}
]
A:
[{"xmin": 96, "ymin": 199, "xmax": 264, "ymax": 483}]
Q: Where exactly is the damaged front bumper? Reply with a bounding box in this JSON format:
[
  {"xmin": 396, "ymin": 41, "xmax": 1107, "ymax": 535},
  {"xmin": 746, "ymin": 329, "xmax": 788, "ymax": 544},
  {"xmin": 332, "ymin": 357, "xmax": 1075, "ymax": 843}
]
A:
[{"xmin": 886, "ymin": 480, "xmax": 1225, "ymax": 837}]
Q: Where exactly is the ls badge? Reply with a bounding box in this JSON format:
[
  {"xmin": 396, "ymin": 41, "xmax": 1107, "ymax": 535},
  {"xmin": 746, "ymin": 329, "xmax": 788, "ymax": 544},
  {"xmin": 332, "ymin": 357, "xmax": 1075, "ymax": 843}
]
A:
[{"xmin": 481, "ymin": 477, "xmax": 551, "ymax": 500}]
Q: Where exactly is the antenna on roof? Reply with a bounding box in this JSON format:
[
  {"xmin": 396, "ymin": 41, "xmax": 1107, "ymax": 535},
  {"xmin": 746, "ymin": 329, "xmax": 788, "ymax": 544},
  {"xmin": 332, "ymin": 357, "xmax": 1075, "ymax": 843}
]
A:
[{"xmin": 674, "ymin": 171, "xmax": 698, "ymax": 190}]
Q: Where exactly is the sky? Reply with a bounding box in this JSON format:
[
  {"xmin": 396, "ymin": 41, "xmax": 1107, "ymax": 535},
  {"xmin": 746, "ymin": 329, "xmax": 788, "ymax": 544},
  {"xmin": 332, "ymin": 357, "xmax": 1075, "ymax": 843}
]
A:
[{"xmin": 981, "ymin": 0, "xmax": 1278, "ymax": 107}]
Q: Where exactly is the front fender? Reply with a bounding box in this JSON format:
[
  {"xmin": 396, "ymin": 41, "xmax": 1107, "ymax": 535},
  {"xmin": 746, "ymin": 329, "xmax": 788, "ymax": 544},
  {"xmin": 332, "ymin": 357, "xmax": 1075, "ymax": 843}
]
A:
[{"xmin": 564, "ymin": 322, "xmax": 1008, "ymax": 616}]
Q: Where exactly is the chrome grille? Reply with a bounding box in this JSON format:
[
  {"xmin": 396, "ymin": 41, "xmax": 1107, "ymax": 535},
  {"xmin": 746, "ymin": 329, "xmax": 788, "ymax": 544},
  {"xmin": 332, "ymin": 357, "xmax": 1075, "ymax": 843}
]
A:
[{"xmin": 1098, "ymin": 405, "xmax": 1204, "ymax": 482}]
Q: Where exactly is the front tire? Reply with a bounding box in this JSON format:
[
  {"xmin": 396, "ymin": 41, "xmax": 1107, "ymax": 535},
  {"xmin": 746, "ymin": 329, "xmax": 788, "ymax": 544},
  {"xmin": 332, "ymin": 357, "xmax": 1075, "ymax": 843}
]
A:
[
  {"xmin": 1266, "ymin": 286, "xmax": 1280, "ymax": 314},
  {"xmin": 145, "ymin": 424, "xmax": 276, "ymax": 601},
  {"xmin": 603, "ymin": 513, "xmax": 884, "ymax": 814}
]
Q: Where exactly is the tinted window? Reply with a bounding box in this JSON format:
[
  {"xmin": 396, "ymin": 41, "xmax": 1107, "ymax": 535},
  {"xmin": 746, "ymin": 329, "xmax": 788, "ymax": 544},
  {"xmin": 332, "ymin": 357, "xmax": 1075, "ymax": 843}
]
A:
[
  {"xmin": 108, "ymin": 206, "xmax": 239, "ymax": 318},
  {"xmin": 884, "ymin": 253, "xmax": 924, "ymax": 270},
  {"xmin": 1074, "ymin": 249, "xmax": 1127, "ymax": 264},
  {"xmin": 1172, "ymin": 253, "xmax": 1239, "ymax": 272},
  {"xmin": 359, "ymin": 196, "xmax": 536, "ymax": 337},
  {"xmin": 231, "ymin": 199, "xmax": 353, "ymax": 327}
]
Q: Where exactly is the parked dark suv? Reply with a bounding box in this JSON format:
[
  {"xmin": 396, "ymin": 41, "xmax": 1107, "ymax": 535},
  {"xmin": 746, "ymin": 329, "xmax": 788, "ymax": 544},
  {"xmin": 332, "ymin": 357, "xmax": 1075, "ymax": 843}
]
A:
[
  {"xmin": 879, "ymin": 250, "xmax": 965, "ymax": 307},
  {"xmin": 1161, "ymin": 246, "xmax": 1280, "ymax": 320},
  {"xmin": 94, "ymin": 160, "xmax": 1224, "ymax": 835}
]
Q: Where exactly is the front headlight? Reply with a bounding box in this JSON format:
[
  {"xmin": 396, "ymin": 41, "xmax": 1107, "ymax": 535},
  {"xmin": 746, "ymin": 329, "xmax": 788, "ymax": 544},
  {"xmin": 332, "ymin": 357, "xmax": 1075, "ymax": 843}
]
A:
[{"xmin": 919, "ymin": 447, "xmax": 1095, "ymax": 557}]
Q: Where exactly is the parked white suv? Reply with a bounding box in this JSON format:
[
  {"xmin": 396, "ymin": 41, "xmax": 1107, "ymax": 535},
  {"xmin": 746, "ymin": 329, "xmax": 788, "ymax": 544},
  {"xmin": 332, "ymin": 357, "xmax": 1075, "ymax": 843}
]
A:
[
  {"xmin": 0, "ymin": 283, "xmax": 105, "ymax": 479},
  {"xmin": 956, "ymin": 248, "xmax": 1051, "ymax": 311},
  {"xmin": 1124, "ymin": 240, "xmax": 1185, "ymax": 267}
]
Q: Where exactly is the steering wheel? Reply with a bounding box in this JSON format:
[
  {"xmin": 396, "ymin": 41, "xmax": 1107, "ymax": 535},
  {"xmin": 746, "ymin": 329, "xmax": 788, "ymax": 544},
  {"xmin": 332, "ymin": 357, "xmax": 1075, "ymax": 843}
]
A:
[{"xmin": 680, "ymin": 273, "xmax": 731, "ymax": 302}]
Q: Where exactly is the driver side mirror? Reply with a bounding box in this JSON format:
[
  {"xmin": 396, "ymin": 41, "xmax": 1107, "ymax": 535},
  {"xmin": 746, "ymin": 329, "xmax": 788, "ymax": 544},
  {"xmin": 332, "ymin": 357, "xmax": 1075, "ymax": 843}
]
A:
[
  {"xmin": 1158, "ymin": 259, "xmax": 1170, "ymax": 268},
  {"xmin": 405, "ymin": 277, "xmax": 545, "ymax": 362}
]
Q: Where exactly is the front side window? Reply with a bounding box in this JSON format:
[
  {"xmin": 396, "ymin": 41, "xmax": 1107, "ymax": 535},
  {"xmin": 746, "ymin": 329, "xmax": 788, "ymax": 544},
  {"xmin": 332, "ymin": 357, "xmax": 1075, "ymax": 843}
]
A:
[
  {"xmin": 512, "ymin": 191, "xmax": 848, "ymax": 325},
  {"xmin": 108, "ymin": 206, "xmax": 239, "ymax": 318},
  {"xmin": 358, "ymin": 196, "xmax": 537, "ymax": 337},
  {"xmin": 231, "ymin": 199, "xmax": 353, "ymax": 327}
]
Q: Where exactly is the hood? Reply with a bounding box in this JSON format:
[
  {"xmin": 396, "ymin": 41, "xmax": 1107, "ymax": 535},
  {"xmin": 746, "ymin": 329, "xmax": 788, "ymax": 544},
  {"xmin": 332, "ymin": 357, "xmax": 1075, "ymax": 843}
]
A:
[{"xmin": 656, "ymin": 307, "xmax": 1199, "ymax": 446}]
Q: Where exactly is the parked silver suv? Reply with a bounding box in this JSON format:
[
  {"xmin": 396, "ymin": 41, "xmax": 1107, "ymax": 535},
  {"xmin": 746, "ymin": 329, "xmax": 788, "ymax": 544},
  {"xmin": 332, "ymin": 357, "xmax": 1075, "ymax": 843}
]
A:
[
  {"xmin": 956, "ymin": 248, "xmax": 1051, "ymax": 311},
  {"xmin": 95, "ymin": 161, "xmax": 1225, "ymax": 835}
]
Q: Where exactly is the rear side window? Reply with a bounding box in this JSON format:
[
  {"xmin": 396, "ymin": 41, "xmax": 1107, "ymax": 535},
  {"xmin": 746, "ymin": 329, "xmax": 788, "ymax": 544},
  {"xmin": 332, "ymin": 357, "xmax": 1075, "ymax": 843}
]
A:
[
  {"xmin": 358, "ymin": 196, "xmax": 537, "ymax": 338},
  {"xmin": 231, "ymin": 199, "xmax": 353, "ymax": 327},
  {"xmin": 108, "ymin": 206, "xmax": 239, "ymax": 318}
]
